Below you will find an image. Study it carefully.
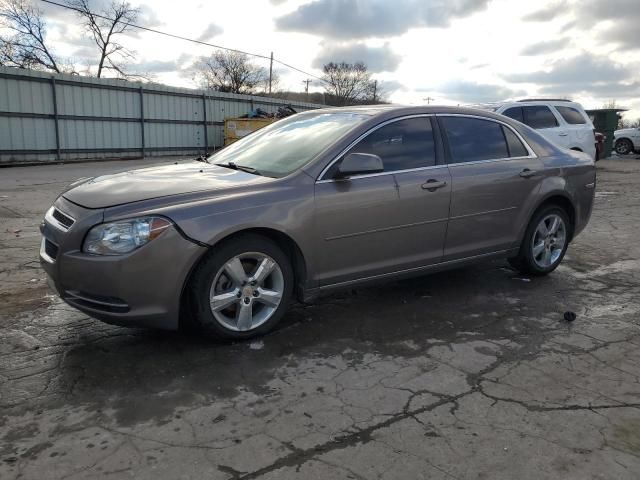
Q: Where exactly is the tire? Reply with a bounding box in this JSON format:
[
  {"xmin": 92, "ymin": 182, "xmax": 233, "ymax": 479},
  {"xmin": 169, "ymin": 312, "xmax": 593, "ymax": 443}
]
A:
[
  {"xmin": 508, "ymin": 206, "xmax": 571, "ymax": 276},
  {"xmin": 188, "ymin": 234, "xmax": 294, "ymax": 340},
  {"xmin": 615, "ymin": 138, "xmax": 633, "ymax": 155}
]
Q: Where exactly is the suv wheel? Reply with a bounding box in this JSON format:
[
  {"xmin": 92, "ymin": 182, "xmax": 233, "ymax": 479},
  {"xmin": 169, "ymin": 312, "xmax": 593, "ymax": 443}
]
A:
[
  {"xmin": 615, "ymin": 138, "xmax": 633, "ymax": 155},
  {"xmin": 509, "ymin": 206, "xmax": 571, "ymax": 276},
  {"xmin": 189, "ymin": 234, "xmax": 293, "ymax": 340}
]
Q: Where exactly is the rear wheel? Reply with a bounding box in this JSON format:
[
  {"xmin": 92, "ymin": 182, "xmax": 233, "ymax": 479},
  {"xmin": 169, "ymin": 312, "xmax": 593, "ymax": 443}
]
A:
[
  {"xmin": 615, "ymin": 138, "xmax": 633, "ymax": 155},
  {"xmin": 189, "ymin": 234, "xmax": 293, "ymax": 340},
  {"xmin": 509, "ymin": 206, "xmax": 571, "ymax": 276}
]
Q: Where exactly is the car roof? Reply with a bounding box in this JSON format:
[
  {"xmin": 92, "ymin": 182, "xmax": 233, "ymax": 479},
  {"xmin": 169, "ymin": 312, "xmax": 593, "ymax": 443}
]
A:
[
  {"xmin": 470, "ymin": 99, "xmax": 586, "ymax": 111},
  {"xmin": 300, "ymin": 104, "xmax": 513, "ymax": 120}
]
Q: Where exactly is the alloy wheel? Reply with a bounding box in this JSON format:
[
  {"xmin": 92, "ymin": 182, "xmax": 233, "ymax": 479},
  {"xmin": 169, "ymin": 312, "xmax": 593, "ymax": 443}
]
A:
[
  {"xmin": 531, "ymin": 214, "xmax": 567, "ymax": 268},
  {"xmin": 615, "ymin": 139, "xmax": 632, "ymax": 155},
  {"xmin": 209, "ymin": 252, "xmax": 284, "ymax": 332}
]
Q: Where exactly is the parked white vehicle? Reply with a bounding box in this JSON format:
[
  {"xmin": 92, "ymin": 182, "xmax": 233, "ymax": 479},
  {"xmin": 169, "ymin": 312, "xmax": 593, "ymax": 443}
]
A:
[
  {"xmin": 613, "ymin": 127, "xmax": 640, "ymax": 155},
  {"xmin": 475, "ymin": 100, "xmax": 597, "ymax": 160}
]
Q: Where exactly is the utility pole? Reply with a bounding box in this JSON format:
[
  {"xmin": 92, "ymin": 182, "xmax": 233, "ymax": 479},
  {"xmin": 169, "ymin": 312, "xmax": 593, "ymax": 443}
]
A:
[
  {"xmin": 303, "ymin": 79, "xmax": 312, "ymax": 100},
  {"xmin": 372, "ymin": 80, "xmax": 378, "ymax": 103},
  {"xmin": 268, "ymin": 51, "xmax": 273, "ymax": 95},
  {"xmin": 423, "ymin": 96, "xmax": 434, "ymax": 104}
]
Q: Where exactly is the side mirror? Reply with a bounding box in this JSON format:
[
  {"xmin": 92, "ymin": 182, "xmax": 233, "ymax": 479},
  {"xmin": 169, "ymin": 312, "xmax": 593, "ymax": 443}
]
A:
[{"xmin": 336, "ymin": 153, "xmax": 384, "ymax": 178}]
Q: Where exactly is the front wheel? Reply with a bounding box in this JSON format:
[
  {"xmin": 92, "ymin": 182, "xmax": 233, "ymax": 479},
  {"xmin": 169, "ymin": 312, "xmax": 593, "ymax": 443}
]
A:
[
  {"xmin": 615, "ymin": 138, "xmax": 633, "ymax": 155},
  {"xmin": 509, "ymin": 206, "xmax": 571, "ymax": 276},
  {"xmin": 188, "ymin": 234, "xmax": 294, "ymax": 340}
]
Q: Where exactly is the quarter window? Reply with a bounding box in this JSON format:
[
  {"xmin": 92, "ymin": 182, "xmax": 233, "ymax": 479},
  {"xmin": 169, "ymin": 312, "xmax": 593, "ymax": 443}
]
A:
[
  {"xmin": 441, "ymin": 117, "xmax": 508, "ymax": 163},
  {"xmin": 345, "ymin": 117, "xmax": 436, "ymax": 173},
  {"xmin": 522, "ymin": 106, "xmax": 559, "ymax": 129},
  {"xmin": 502, "ymin": 126, "xmax": 529, "ymax": 157},
  {"xmin": 555, "ymin": 106, "xmax": 587, "ymax": 125}
]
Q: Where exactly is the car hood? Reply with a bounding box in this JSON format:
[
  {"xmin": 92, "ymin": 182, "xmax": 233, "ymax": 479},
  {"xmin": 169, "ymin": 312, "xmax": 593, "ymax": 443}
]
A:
[{"xmin": 62, "ymin": 162, "xmax": 272, "ymax": 209}]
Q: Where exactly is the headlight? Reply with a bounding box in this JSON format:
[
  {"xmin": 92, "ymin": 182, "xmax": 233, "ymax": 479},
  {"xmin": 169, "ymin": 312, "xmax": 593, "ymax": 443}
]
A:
[{"xmin": 83, "ymin": 216, "xmax": 172, "ymax": 255}]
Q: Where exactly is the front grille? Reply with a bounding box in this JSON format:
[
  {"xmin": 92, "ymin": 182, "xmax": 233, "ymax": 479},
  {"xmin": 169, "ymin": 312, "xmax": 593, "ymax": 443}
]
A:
[
  {"xmin": 52, "ymin": 208, "xmax": 75, "ymax": 229},
  {"xmin": 44, "ymin": 239, "xmax": 59, "ymax": 260}
]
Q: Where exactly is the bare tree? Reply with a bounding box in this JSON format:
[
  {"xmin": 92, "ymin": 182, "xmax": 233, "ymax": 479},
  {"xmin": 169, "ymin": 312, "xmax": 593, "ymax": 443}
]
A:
[
  {"xmin": 194, "ymin": 50, "xmax": 268, "ymax": 94},
  {"xmin": 321, "ymin": 62, "xmax": 372, "ymax": 106},
  {"xmin": 0, "ymin": 0, "xmax": 60, "ymax": 71},
  {"xmin": 364, "ymin": 79, "xmax": 391, "ymax": 104},
  {"xmin": 66, "ymin": 0, "xmax": 139, "ymax": 78}
]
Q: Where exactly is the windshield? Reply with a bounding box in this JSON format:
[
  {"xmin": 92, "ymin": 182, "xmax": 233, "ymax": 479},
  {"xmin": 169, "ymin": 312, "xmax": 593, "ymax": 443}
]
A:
[{"xmin": 208, "ymin": 112, "xmax": 369, "ymax": 177}]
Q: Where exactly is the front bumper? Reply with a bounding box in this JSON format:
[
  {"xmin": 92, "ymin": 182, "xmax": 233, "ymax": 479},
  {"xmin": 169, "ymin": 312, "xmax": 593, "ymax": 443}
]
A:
[{"xmin": 39, "ymin": 196, "xmax": 206, "ymax": 330}]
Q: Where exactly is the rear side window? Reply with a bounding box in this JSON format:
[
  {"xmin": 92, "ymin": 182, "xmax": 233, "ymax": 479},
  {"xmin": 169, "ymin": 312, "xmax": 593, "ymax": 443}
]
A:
[
  {"xmin": 522, "ymin": 106, "xmax": 559, "ymax": 129},
  {"xmin": 503, "ymin": 107, "xmax": 524, "ymax": 123},
  {"xmin": 347, "ymin": 117, "xmax": 436, "ymax": 172},
  {"xmin": 441, "ymin": 117, "xmax": 508, "ymax": 163},
  {"xmin": 502, "ymin": 126, "xmax": 529, "ymax": 157},
  {"xmin": 555, "ymin": 106, "xmax": 587, "ymax": 125}
]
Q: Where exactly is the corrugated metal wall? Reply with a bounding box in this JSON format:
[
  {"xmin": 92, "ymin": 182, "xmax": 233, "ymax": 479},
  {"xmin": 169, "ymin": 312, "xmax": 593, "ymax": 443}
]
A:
[{"xmin": 0, "ymin": 66, "xmax": 323, "ymax": 164}]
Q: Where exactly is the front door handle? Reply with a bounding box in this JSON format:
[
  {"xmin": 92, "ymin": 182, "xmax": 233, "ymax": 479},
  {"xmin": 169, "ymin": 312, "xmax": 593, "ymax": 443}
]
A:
[
  {"xmin": 421, "ymin": 179, "xmax": 447, "ymax": 191},
  {"xmin": 519, "ymin": 168, "xmax": 537, "ymax": 178},
  {"xmin": 558, "ymin": 132, "xmax": 568, "ymax": 137}
]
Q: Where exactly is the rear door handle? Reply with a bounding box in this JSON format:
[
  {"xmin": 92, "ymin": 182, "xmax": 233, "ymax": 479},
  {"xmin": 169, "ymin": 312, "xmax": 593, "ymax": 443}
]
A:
[
  {"xmin": 519, "ymin": 168, "xmax": 537, "ymax": 178},
  {"xmin": 558, "ymin": 133, "xmax": 568, "ymax": 137},
  {"xmin": 421, "ymin": 179, "xmax": 447, "ymax": 190}
]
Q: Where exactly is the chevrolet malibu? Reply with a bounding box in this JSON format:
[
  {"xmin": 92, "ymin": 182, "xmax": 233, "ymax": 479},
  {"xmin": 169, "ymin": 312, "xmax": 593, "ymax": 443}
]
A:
[{"xmin": 40, "ymin": 106, "xmax": 596, "ymax": 339}]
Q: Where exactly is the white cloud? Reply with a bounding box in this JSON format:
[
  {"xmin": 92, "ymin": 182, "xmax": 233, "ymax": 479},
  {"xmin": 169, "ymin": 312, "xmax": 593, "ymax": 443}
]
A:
[{"xmin": 22, "ymin": 0, "xmax": 640, "ymax": 118}]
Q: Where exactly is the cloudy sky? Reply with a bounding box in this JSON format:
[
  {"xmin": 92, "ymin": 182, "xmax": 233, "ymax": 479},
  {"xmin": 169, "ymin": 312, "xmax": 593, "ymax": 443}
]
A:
[{"xmin": 36, "ymin": 0, "xmax": 640, "ymax": 119}]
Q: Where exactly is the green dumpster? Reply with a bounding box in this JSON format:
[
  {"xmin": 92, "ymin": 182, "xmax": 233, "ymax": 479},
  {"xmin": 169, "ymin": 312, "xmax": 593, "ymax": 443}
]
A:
[{"xmin": 585, "ymin": 108, "xmax": 627, "ymax": 159}]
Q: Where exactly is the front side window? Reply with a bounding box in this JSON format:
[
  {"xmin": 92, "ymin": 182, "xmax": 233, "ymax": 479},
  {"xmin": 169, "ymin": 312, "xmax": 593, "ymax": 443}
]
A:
[
  {"xmin": 441, "ymin": 117, "xmax": 508, "ymax": 163},
  {"xmin": 555, "ymin": 106, "xmax": 587, "ymax": 125},
  {"xmin": 348, "ymin": 117, "xmax": 436, "ymax": 172},
  {"xmin": 522, "ymin": 106, "xmax": 559, "ymax": 129},
  {"xmin": 208, "ymin": 112, "xmax": 369, "ymax": 178}
]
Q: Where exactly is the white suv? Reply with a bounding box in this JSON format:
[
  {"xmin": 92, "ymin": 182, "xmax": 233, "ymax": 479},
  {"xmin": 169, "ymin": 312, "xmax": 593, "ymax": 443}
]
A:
[
  {"xmin": 613, "ymin": 127, "xmax": 640, "ymax": 155},
  {"xmin": 475, "ymin": 100, "xmax": 597, "ymax": 160}
]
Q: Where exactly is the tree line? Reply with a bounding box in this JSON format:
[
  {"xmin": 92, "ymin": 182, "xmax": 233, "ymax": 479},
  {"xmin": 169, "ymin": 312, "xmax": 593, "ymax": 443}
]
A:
[{"xmin": 194, "ymin": 51, "xmax": 388, "ymax": 105}]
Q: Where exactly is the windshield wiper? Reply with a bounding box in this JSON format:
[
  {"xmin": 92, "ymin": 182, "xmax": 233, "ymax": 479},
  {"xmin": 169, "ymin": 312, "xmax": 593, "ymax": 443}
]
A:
[{"xmin": 215, "ymin": 161, "xmax": 261, "ymax": 176}]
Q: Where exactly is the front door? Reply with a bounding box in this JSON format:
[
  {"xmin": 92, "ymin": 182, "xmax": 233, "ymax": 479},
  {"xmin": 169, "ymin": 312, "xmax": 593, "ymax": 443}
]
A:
[
  {"xmin": 438, "ymin": 115, "xmax": 544, "ymax": 260},
  {"xmin": 313, "ymin": 116, "xmax": 451, "ymax": 286}
]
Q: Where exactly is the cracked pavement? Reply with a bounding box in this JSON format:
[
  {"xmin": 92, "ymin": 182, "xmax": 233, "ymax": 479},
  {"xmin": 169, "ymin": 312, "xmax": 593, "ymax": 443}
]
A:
[{"xmin": 1, "ymin": 156, "xmax": 639, "ymax": 479}]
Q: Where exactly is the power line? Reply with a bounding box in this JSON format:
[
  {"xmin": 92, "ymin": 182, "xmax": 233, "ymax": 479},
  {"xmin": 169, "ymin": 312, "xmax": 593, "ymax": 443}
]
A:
[{"xmin": 40, "ymin": 0, "xmax": 328, "ymax": 85}]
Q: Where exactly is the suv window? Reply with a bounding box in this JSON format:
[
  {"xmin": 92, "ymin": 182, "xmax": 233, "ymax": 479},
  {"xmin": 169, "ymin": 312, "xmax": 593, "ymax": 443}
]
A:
[
  {"xmin": 346, "ymin": 117, "xmax": 436, "ymax": 172},
  {"xmin": 441, "ymin": 117, "xmax": 508, "ymax": 163},
  {"xmin": 555, "ymin": 106, "xmax": 587, "ymax": 125},
  {"xmin": 503, "ymin": 107, "xmax": 524, "ymax": 123},
  {"xmin": 502, "ymin": 126, "xmax": 529, "ymax": 157},
  {"xmin": 522, "ymin": 106, "xmax": 559, "ymax": 129}
]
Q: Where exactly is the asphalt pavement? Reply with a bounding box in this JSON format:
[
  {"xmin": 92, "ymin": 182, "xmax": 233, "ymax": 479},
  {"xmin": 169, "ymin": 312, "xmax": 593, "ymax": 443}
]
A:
[{"xmin": 1, "ymin": 155, "xmax": 639, "ymax": 479}]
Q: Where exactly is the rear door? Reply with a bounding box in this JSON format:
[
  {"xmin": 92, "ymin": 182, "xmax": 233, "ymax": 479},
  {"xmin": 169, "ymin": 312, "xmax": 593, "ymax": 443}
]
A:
[
  {"xmin": 522, "ymin": 105, "xmax": 569, "ymax": 149},
  {"xmin": 553, "ymin": 104, "xmax": 595, "ymax": 156},
  {"xmin": 438, "ymin": 115, "xmax": 544, "ymax": 260},
  {"xmin": 313, "ymin": 116, "xmax": 451, "ymax": 286}
]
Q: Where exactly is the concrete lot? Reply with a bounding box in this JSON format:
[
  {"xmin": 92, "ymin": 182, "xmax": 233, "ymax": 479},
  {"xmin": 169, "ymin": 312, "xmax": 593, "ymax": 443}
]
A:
[{"xmin": 1, "ymin": 155, "xmax": 639, "ymax": 479}]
